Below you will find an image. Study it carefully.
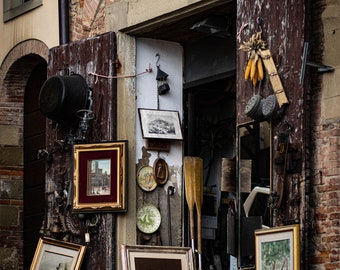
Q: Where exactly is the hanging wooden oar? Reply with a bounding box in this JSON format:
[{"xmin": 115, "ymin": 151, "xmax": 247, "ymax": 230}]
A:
[
  {"xmin": 193, "ymin": 158, "xmax": 203, "ymax": 270},
  {"xmin": 183, "ymin": 157, "xmax": 196, "ymax": 254}
]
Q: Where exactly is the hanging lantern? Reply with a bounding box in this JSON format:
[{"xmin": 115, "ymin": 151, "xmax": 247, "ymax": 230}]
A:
[
  {"xmin": 155, "ymin": 53, "xmax": 170, "ymax": 95},
  {"xmin": 156, "ymin": 66, "xmax": 170, "ymax": 95}
]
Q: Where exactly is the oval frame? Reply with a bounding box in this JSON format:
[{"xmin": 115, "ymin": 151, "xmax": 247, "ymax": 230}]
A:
[{"xmin": 153, "ymin": 158, "xmax": 169, "ymax": 185}]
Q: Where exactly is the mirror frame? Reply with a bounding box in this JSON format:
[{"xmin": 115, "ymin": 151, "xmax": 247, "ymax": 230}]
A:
[{"xmin": 236, "ymin": 120, "xmax": 273, "ymax": 267}]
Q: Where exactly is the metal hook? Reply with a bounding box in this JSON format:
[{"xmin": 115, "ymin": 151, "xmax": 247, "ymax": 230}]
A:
[
  {"xmin": 257, "ymin": 17, "xmax": 263, "ymax": 32},
  {"xmin": 155, "ymin": 53, "xmax": 160, "ymax": 67},
  {"xmin": 168, "ymin": 185, "xmax": 176, "ymax": 196}
]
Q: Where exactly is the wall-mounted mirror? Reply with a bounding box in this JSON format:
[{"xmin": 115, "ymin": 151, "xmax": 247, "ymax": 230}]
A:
[{"xmin": 237, "ymin": 121, "xmax": 272, "ymax": 268}]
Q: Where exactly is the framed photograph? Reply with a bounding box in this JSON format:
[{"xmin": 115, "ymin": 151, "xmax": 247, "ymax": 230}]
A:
[
  {"xmin": 138, "ymin": 108, "xmax": 183, "ymax": 140},
  {"xmin": 30, "ymin": 237, "xmax": 86, "ymax": 270},
  {"xmin": 121, "ymin": 245, "xmax": 194, "ymax": 270},
  {"xmin": 73, "ymin": 141, "xmax": 128, "ymax": 212},
  {"xmin": 255, "ymin": 224, "xmax": 300, "ymax": 270}
]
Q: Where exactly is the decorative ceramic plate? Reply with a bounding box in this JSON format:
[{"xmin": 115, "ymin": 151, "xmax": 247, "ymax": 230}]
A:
[
  {"xmin": 136, "ymin": 204, "xmax": 161, "ymax": 234},
  {"xmin": 137, "ymin": 165, "xmax": 157, "ymax": 191}
]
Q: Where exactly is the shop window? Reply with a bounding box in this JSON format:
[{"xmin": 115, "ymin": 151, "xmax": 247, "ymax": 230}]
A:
[{"xmin": 3, "ymin": 0, "xmax": 42, "ymax": 22}]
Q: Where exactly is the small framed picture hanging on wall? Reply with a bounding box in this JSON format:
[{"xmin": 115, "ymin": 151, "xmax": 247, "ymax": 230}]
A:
[{"xmin": 138, "ymin": 108, "xmax": 183, "ymax": 140}]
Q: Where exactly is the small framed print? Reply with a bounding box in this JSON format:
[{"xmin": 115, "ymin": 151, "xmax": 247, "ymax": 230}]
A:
[
  {"xmin": 146, "ymin": 139, "xmax": 171, "ymax": 152},
  {"xmin": 255, "ymin": 224, "xmax": 300, "ymax": 270},
  {"xmin": 73, "ymin": 141, "xmax": 127, "ymax": 212},
  {"xmin": 138, "ymin": 108, "xmax": 183, "ymax": 140},
  {"xmin": 121, "ymin": 245, "xmax": 194, "ymax": 270},
  {"xmin": 30, "ymin": 237, "xmax": 86, "ymax": 270}
]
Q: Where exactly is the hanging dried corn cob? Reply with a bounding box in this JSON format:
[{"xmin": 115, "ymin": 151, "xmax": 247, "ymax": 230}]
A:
[
  {"xmin": 239, "ymin": 32, "xmax": 266, "ymax": 86},
  {"xmin": 239, "ymin": 32, "xmax": 289, "ymax": 107}
]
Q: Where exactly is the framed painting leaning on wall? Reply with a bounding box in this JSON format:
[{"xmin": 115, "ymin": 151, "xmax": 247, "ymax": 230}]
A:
[
  {"xmin": 30, "ymin": 237, "xmax": 86, "ymax": 270},
  {"xmin": 255, "ymin": 224, "xmax": 300, "ymax": 270}
]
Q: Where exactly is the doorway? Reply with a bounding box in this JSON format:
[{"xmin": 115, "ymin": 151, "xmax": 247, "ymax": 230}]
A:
[
  {"xmin": 23, "ymin": 59, "xmax": 47, "ymax": 268},
  {"xmin": 184, "ymin": 76, "xmax": 236, "ymax": 269}
]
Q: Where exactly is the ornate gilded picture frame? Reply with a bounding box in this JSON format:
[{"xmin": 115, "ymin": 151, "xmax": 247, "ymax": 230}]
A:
[
  {"xmin": 255, "ymin": 224, "xmax": 300, "ymax": 270},
  {"xmin": 73, "ymin": 141, "xmax": 128, "ymax": 212},
  {"xmin": 30, "ymin": 237, "xmax": 86, "ymax": 270}
]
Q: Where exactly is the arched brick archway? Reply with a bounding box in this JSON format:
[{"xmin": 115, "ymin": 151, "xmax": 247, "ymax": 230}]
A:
[
  {"xmin": 0, "ymin": 39, "xmax": 48, "ymax": 133},
  {"xmin": 0, "ymin": 38, "xmax": 48, "ymax": 83},
  {"xmin": 0, "ymin": 39, "xmax": 49, "ymax": 269}
]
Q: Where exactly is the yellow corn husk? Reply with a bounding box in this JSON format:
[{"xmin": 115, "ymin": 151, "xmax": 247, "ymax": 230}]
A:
[
  {"xmin": 244, "ymin": 58, "xmax": 252, "ymax": 80},
  {"xmin": 257, "ymin": 57, "xmax": 264, "ymax": 81},
  {"xmin": 252, "ymin": 68, "xmax": 258, "ymax": 86},
  {"xmin": 250, "ymin": 58, "xmax": 257, "ymax": 80}
]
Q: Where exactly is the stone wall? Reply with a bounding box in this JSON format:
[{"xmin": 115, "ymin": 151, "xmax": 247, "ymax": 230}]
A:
[{"xmin": 0, "ymin": 168, "xmax": 23, "ymax": 270}]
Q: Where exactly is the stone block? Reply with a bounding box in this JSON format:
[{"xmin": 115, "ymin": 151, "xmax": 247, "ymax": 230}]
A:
[
  {"xmin": 0, "ymin": 205, "xmax": 18, "ymax": 226},
  {"xmin": 0, "ymin": 146, "xmax": 23, "ymax": 166},
  {"xmin": 0, "ymin": 179, "xmax": 23, "ymax": 199},
  {"xmin": 0, "ymin": 247, "xmax": 18, "ymax": 270},
  {"xmin": 0, "ymin": 126, "xmax": 19, "ymax": 146}
]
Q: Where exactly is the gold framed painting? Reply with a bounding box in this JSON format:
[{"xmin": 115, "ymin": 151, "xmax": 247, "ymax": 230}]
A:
[
  {"xmin": 255, "ymin": 224, "xmax": 300, "ymax": 270},
  {"xmin": 73, "ymin": 141, "xmax": 128, "ymax": 212},
  {"xmin": 30, "ymin": 237, "xmax": 86, "ymax": 270},
  {"xmin": 121, "ymin": 245, "xmax": 194, "ymax": 270}
]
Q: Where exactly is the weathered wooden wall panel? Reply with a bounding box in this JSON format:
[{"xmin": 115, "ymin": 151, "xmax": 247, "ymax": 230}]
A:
[
  {"xmin": 44, "ymin": 32, "xmax": 117, "ymax": 269},
  {"xmin": 237, "ymin": 1, "xmax": 306, "ymax": 129},
  {"xmin": 236, "ymin": 1, "xmax": 309, "ymax": 268}
]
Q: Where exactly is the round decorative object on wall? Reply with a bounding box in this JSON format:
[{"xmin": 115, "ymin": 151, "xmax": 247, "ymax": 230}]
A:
[
  {"xmin": 262, "ymin": 94, "xmax": 279, "ymax": 119},
  {"xmin": 136, "ymin": 204, "xmax": 161, "ymax": 234},
  {"xmin": 137, "ymin": 165, "xmax": 157, "ymax": 191},
  {"xmin": 245, "ymin": 94, "xmax": 263, "ymax": 120},
  {"xmin": 153, "ymin": 158, "xmax": 169, "ymax": 185}
]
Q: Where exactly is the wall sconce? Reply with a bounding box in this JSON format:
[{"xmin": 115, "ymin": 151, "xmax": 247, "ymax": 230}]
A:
[{"xmin": 155, "ymin": 53, "xmax": 170, "ymax": 95}]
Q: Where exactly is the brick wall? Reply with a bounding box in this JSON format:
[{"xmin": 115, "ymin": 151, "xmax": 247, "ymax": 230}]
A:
[
  {"xmin": 0, "ymin": 40, "xmax": 48, "ymax": 269},
  {"xmin": 70, "ymin": 0, "xmax": 112, "ymax": 41},
  {"xmin": 309, "ymin": 121, "xmax": 340, "ymax": 270},
  {"xmin": 0, "ymin": 169, "xmax": 23, "ymax": 270},
  {"xmin": 309, "ymin": 0, "xmax": 340, "ymax": 269},
  {"xmin": 0, "ymin": 48, "xmax": 25, "ymax": 269}
]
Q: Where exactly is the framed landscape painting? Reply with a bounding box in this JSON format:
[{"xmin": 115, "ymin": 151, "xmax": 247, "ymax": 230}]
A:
[
  {"xmin": 138, "ymin": 108, "xmax": 183, "ymax": 140},
  {"xmin": 73, "ymin": 141, "xmax": 128, "ymax": 212},
  {"xmin": 255, "ymin": 224, "xmax": 300, "ymax": 270}
]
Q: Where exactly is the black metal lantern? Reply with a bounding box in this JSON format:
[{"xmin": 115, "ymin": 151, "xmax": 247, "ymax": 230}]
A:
[
  {"xmin": 156, "ymin": 66, "xmax": 170, "ymax": 95},
  {"xmin": 155, "ymin": 53, "xmax": 170, "ymax": 95}
]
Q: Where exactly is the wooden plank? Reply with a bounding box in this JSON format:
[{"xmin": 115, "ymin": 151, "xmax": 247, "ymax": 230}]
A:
[
  {"xmin": 260, "ymin": 49, "xmax": 289, "ymax": 107},
  {"xmin": 46, "ymin": 32, "xmax": 118, "ymax": 270}
]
